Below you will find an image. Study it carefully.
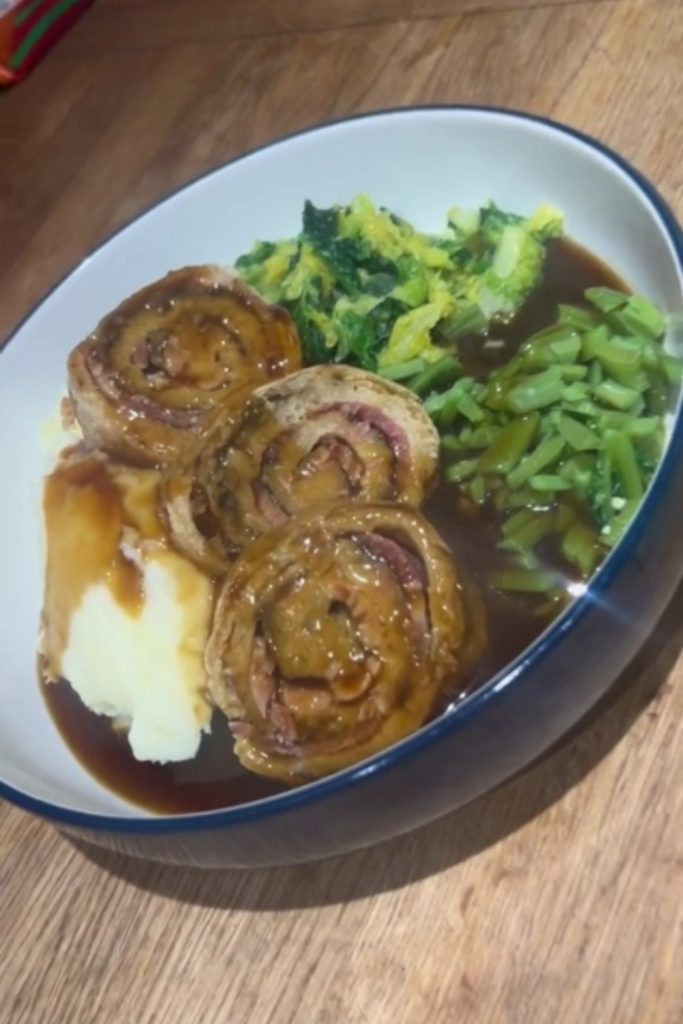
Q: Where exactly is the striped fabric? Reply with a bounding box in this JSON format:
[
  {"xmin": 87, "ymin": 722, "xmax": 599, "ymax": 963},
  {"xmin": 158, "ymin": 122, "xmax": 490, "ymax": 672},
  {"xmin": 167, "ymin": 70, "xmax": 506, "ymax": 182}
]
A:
[{"xmin": 0, "ymin": 0, "xmax": 95, "ymax": 84}]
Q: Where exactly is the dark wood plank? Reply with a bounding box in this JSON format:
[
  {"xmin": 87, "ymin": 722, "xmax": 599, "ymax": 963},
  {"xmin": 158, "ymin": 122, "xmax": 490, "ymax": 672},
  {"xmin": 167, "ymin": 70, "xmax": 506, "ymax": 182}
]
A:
[{"xmin": 59, "ymin": 0, "xmax": 623, "ymax": 50}]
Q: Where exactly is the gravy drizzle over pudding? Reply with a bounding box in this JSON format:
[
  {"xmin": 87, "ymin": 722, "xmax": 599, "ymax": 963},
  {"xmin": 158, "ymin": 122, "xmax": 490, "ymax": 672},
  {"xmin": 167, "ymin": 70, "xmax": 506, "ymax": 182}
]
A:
[
  {"xmin": 68, "ymin": 266, "xmax": 302, "ymax": 467},
  {"xmin": 162, "ymin": 365, "xmax": 440, "ymax": 573},
  {"xmin": 205, "ymin": 503, "xmax": 485, "ymax": 780}
]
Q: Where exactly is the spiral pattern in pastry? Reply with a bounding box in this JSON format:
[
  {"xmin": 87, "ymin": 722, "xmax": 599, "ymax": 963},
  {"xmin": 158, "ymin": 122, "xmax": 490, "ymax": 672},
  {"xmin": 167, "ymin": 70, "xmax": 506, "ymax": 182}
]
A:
[
  {"xmin": 205, "ymin": 502, "xmax": 485, "ymax": 781},
  {"xmin": 68, "ymin": 266, "xmax": 302, "ymax": 466},
  {"xmin": 163, "ymin": 364, "xmax": 440, "ymax": 572}
]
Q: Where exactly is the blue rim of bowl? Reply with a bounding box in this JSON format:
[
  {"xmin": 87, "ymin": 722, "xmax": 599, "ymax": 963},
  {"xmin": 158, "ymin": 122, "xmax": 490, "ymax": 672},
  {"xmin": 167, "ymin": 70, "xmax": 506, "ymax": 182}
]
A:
[{"xmin": 1, "ymin": 104, "xmax": 681, "ymax": 834}]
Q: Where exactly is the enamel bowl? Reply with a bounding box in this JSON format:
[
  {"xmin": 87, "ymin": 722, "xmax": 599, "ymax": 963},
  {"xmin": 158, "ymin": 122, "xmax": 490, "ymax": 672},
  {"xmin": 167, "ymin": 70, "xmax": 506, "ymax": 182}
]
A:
[{"xmin": 1, "ymin": 107, "xmax": 682, "ymax": 867}]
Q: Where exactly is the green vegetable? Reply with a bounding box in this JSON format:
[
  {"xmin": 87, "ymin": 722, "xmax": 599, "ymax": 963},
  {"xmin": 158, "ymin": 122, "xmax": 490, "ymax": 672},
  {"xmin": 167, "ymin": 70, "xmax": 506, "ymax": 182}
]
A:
[
  {"xmin": 478, "ymin": 413, "xmax": 539, "ymax": 473},
  {"xmin": 557, "ymin": 414, "xmax": 600, "ymax": 451},
  {"xmin": 410, "ymin": 355, "xmax": 462, "ymax": 397},
  {"xmin": 445, "ymin": 459, "xmax": 479, "ymax": 483},
  {"xmin": 562, "ymin": 522, "xmax": 600, "ymax": 577},
  {"xmin": 235, "ymin": 196, "xmax": 675, "ymax": 601},
  {"xmin": 419, "ymin": 284, "xmax": 674, "ymax": 592},
  {"xmin": 236, "ymin": 194, "xmax": 564, "ymax": 370},
  {"xmin": 508, "ymin": 436, "xmax": 565, "ymax": 489},
  {"xmin": 506, "ymin": 369, "xmax": 565, "ymax": 413},
  {"xmin": 377, "ymin": 357, "xmax": 427, "ymax": 381}
]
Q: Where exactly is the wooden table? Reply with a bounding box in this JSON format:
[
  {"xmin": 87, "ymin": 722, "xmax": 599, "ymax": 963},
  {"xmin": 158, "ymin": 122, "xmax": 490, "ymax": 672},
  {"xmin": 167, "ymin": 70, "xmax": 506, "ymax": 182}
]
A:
[{"xmin": 2, "ymin": 2, "xmax": 682, "ymax": 1021}]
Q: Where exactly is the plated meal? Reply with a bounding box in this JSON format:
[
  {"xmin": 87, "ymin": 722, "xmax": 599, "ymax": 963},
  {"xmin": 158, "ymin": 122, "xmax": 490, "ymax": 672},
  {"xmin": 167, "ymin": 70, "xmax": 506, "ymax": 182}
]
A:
[{"xmin": 39, "ymin": 194, "xmax": 679, "ymax": 813}]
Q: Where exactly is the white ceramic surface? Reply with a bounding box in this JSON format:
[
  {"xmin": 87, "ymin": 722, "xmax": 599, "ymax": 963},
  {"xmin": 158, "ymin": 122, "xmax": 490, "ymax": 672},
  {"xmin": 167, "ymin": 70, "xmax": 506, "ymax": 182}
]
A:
[{"xmin": 1, "ymin": 107, "xmax": 681, "ymax": 819}]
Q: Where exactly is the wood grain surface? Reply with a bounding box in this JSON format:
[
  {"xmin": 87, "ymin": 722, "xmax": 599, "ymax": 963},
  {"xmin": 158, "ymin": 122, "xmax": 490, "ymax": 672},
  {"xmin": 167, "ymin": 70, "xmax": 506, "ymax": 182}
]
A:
[{"xmin": 1, "ymin": 1, "xmax": 682, "ymax": 1022}]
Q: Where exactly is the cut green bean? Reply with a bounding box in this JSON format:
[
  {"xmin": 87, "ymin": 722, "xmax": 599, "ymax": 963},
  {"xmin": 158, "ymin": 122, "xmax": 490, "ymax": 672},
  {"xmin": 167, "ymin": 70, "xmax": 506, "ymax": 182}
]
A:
[
  {"xmin": 377, "ymin": 357, "xmax": 427, "ymax": 381},
  {"xmin": 562, "ymin": 522, "xmax": 600, "ymax": 577},
  {"xmin": 415, "ymin": 283, "xmax": 675, "ymax": 588},
  {"xmin": 606, "ymin": 431, "xmax": 643, "ymax": 499},
  {"xmin": 593, "ymin": 379, "xmax": 641, "ymax": 410},
  {"xmin": 467, "ymin": 476, "xmax": 487, "ymax": 504},
  {"xmin": 502, "ymin": 508, "xmax": 536, "ymax": 537},
  {"xmin": 454, "ymin": 391, "xmax": 485, "ymax": 425},
  {"xmin": 507, "ymin": 435, "xmax": 565, "ymax": 489},
  {"xmin": 506, "ymin": 369, "xmax": 565, "ymax": 413},
  {"xmin": 549, "ymin": 336, "xmax": 582, "ymax": 363},
  {"xmin": 557, "ymin": 305, "xmax": 599, "ymax": 331},
  {"xmin": 562, "ymin": 382, "xmax": 591, "ymax": 403},
  {"xmin": 602, "ymin": 498, "xmax": 639, "ymax": 546},
  {"xmin": 529, "ymin": 474, "xmax": 572, "ymax": 492},
  {"xmin": 503, "ymin": 510, "xmax": 558, "ymax": 551},
  {"xmin": 612, "ymin": 295, "xmax": 666, "ymax": 340},
  {"xmin": 411, "ymin": 354, "xmax": 462, "ymax": 397},
  {"xmin": 557, "ymin": 413, "xmax": 600, "ymax": 451},
  {"xmin": 465, "ymin": 425, "xmax": 500, "ymax": 448},
  {"xmin": 445, "ymin": 459, "xmax": 478, "ymax": 483},
  {"xmin": 440, "ymin": 434, "xmax": 464, "ymax": 455},
  {"xmin": 526, "ymin": 323, "xmax": 581, "ymax": 348},
  {"xmin": 478, "ymin": 413, "xmax": 539, "ymax": 474},
  {"xmin": 581, "ymin": 324, "xmax": 611, "ymax": 360},
  {"xmin": 585, "ymin": 287, "xmax": 630, "ymax": 313}
]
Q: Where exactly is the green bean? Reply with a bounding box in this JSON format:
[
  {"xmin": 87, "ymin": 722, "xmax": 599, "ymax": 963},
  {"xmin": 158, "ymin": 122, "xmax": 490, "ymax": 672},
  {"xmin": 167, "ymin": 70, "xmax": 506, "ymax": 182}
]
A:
[
  {"xmin": 507, "ymin": 435, "xmax": 565, "ymax": 489},
  {"xmin": 445, "ymin": 459, "xmax": 478, "ymax": 483},
  {"xmin": 440, "ymin": 434, "xmax": 464, "ymax": 455},
  {"xmin": 625, "ymin": 296, "xmax": 666, "ymax": 337},
  {"xmin": 478, "ymin": 413, "xmax": 539, "ymax": 474},
  {"xmin": 593, "ymin": 379, "xmax": 641, "ymax": 410},
  {"xmin": 557, "ymin": 305, "xmax": 599, "ymax": 331},
  {"xmin": 606, "ymin": 431, "xmax": 643, "ymax": 500},
  {"xmin": 549, "ymin": 336, "xmax": 582, "ymax": 363},
  {"xmin": 504, "ymin": 510, "xmax": 558, "ymax": 551},
  {"xmin": 467, "ymin": 476, "xmax": 487, "ymax": 504},
  {"xmin": 611, "ymin": 295, "xmax": 666, "ymax": 339},
  {"xmin": 411, "ymin": 354, "xmax": 462, "ymax": 397},
  {"xmin": 457, "ymin": 392, "xmax": 485, "ymax": 424},
  {"xmin": 602, "ymin": 498, "xmax": 639, "ymax": 547},
  {"xmin": 464, "ymin": 425, "xmax": 500, "ymax": 449},
  {"xmin": 558, "ymin": 364, "xmax": 588, "ymax": 381},
  {"xmin": 529, "ymin": 474, "xmax": 571, "ymax": 492},
  {"xmin": 562, "ymin": 382, "xmax": 590, "ymax": 403},
  {"xmin": 562, "ymin": 522, "xmax": 600, "ymax": 577},
  {"xmin": 416, "ymin": 286, "xmax": 674, "ymax": 587},
  {"xmin": 559, "ymin": 456, "xmax": 593, "ymax": 495},
  {"xmin": 526, "ymin": 323, "xmax": 581, "ymax": 348},
  {"xmin": 585, "ymin": 287, "xmax": 629, "ymax": 313},
  {"xmin": 581, "ymin": 324, "xmax": 611, "ymax": 360},
  {"xmin": 506, "ymin": 369, "xmax": 565, "ymax": 413},
  {"xmin": 557, "ymin": 414, "xmax": 600, "ymax": 451},
  {"xmin": 502, "ymin": 508, "xmax": 536, "ymax": 537},
  {"xmin": 377, "ymin": 357, "xmax": 427, "ymax": 381}
]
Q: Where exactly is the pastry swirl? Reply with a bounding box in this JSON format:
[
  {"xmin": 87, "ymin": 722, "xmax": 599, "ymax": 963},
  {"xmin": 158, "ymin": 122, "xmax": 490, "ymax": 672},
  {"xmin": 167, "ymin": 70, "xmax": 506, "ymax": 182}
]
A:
[
  {"xmin": 205, "ymin": 502, "xmax": 485, "ymax": 781},
  {"xmin": 68, "ymin": 266, "xmax": 302, "ymax": 466},
  {"xmin": 163, "ymin": 365, "xmax": 440, "ymax": 572}
]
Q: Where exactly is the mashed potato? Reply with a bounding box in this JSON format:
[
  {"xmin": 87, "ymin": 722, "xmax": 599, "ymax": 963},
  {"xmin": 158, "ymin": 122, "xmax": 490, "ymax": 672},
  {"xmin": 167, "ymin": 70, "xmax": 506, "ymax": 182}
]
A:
[{"xmin": 41, "ymin": 422, "xmax": 214, "ymax": 764}]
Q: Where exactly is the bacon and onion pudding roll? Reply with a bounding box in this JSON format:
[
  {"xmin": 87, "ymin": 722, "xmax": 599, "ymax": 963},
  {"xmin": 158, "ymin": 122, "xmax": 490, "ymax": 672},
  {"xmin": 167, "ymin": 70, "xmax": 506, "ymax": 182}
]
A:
[
  {"xmin": 205, "ymin": 503, "xmax": 485, "ymax": 781},
  {"xmin": 163, "ymin": 365, "xmax": 440, "ymax": 572},
  {"xmin": 67, "ymin": 266, "xmax": 302, "ymax": 466}
]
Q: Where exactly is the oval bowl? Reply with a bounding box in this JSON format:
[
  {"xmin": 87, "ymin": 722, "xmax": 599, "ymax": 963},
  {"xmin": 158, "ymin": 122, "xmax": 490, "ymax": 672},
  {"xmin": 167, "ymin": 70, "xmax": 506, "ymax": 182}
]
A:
[{"xmin": 1, "ymin": 106, "xmax": 682, "ymax": 867}]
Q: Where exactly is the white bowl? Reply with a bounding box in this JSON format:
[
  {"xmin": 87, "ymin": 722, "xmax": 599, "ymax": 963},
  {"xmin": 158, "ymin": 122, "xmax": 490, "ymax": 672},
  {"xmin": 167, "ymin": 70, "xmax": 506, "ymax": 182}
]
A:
[{"xmin": 1, "ymin": 107, "xmax": 681, "ymax": 867}]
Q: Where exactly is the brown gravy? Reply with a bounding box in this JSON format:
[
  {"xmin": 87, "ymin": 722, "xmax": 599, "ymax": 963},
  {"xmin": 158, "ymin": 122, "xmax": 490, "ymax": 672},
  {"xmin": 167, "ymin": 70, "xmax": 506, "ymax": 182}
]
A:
[{"xmin": 42, "ymin": 238, "xmax": 627, "ymax": 815}]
